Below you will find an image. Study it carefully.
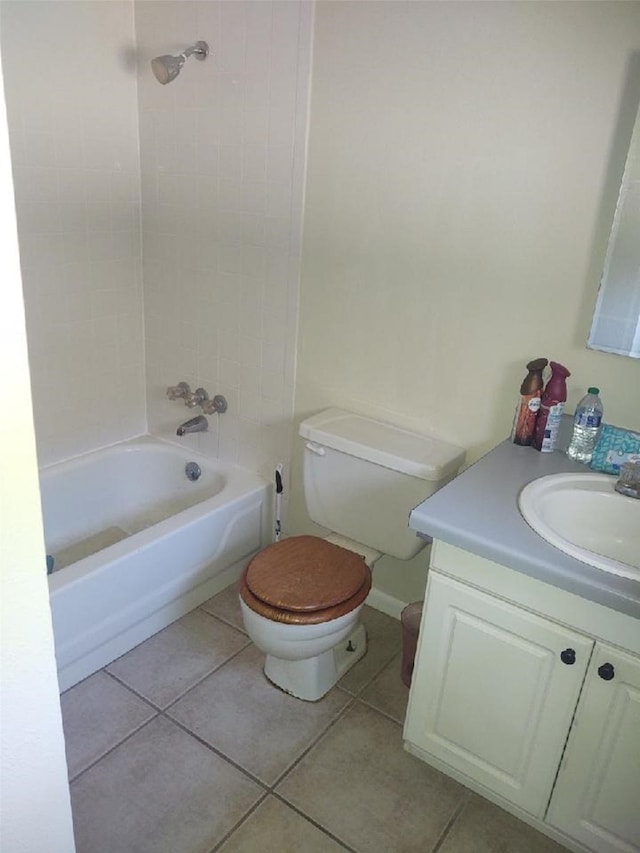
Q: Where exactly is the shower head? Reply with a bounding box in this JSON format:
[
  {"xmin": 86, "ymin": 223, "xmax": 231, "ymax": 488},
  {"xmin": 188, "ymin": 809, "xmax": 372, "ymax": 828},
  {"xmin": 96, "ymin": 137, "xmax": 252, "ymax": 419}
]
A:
[{"xmin": 151, "ymin": 40, "xmax": 209, "ymax": 85}]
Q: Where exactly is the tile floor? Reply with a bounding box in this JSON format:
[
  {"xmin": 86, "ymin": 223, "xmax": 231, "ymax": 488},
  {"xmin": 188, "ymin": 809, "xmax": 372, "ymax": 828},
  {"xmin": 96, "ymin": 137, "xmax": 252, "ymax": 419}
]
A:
[{"xmin": 62, "ymin": 586, "xmax": 568, "ymax": 853}]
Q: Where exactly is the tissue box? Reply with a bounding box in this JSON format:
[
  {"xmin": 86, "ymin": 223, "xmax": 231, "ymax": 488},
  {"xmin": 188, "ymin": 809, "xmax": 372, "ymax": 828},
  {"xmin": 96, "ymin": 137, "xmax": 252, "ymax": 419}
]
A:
[{"xmin": 590, "ymin": 425, "xmax": 640, "ymax": 474}]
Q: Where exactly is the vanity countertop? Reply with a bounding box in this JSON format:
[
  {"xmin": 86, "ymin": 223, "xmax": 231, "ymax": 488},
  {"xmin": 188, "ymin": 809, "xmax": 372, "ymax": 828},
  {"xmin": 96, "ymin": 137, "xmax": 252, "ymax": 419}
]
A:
[{"xmin": 409, "ymin": 438, "xmax": 640, "ymax": 620}]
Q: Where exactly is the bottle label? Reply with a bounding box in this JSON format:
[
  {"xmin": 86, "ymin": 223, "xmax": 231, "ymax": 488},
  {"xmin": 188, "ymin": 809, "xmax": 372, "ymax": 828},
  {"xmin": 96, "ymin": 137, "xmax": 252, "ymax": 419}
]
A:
[
  {"xmin": 540, "ymin": 403, "xmax": 565, "ymax": 452},
  {"xmin": 576, "ymin": 412, "xmax": 602, "ymax": 428},
  {"xmin": 512, "ymin": 393, "xmax": 541, "ymax": 445}
]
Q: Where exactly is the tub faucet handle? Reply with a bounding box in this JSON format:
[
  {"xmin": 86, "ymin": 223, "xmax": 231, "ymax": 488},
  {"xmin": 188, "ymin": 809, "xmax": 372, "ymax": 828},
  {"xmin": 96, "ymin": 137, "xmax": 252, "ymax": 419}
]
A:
[
  {"xmin": 167, "ymin": 381, "xmax": 191, "ymax": 401},
  {"xmin": 185, "ymin": 387, "xmax": 209, "ymax": 408},
  {"xmin": 201, "ymin": 394, "xmax": 228, "ymax": 415}
]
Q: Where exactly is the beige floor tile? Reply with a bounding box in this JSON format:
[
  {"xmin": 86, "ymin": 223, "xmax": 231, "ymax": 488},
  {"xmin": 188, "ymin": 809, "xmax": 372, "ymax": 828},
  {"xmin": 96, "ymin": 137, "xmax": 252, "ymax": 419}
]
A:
[
  {"xmin": 61, "ymin": 671, "xmax": 156, "ymax": 780},
  {"xmin": 359, "ymin": 653, "xmax": 409, "ymax": 724},
  {"xmin": 219, "ymin": 796, "xmax": 349, "ymax": 852},
  {"xmin": 338, "ymin": 606, "xmax": 402, "ymax": 695},
  {"xmin": 62, "ymin": 603, "xmax": 570, "ymax": 853},
  {"xmin": 71, "ymin": 716, "xmax": 263, "ymax": 853},
  {"xmin": 439, "ymin": 795, "xmax": 568, "ymax": 853},
  {"xmin": 106, "ymin": 609, "xmax": 249, "ymax": 708},
  {"xmin": 277, "ymin": 702, "xmax": 466, "ymax": 853},
  {"xmin": 200, "ymin": 582, "xmax": 246, "ymax": 632},
  {"xmin": 168, "ymin": 644, "xmax": 351, "ymax": 785}
]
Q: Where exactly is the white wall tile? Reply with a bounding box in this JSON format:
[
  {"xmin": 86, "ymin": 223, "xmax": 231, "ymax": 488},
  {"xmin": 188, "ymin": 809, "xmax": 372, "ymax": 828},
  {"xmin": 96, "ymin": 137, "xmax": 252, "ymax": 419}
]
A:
[
  {"xmin": 2, "ymin": 0, "xmax": 145, "ymax": 465},
  {"xmin": 5, "ymin": 0, "xmax": 311, "ymax": 486},
  {"xmin": 240, "ymin": 307, "xmax": 263, "ymax": 339},
  {"xmin": 219, "ymin": 1, "xmax": 247, "ymax": 74}
]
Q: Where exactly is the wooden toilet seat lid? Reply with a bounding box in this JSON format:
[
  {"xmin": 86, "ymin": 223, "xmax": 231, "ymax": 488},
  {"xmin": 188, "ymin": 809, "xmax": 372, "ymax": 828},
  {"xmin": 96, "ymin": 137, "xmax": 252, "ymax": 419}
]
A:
[{"xmin": 244, "ymin": 535, "xmax": 369, "ymax": 612}]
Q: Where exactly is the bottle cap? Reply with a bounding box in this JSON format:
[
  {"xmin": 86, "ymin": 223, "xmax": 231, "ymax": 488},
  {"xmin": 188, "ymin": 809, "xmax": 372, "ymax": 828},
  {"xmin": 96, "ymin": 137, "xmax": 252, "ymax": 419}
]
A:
[
  {"xmin": 520, "ymin": 358, "xmax": 548, "ymax": 394},
  {"xmin": 549, "ymin": 361, "xmax": 570, "ymax": 378},
  {"xmin": 587, "ymin": 387, "xmax": 599, "ymax": 395}
]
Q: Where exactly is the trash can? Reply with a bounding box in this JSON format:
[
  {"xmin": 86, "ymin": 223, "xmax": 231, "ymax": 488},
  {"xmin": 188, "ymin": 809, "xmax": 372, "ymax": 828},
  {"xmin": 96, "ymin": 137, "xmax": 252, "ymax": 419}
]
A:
[{"xmin": 400, "ymin": 601, "xmax": 423, "ymax": 687}]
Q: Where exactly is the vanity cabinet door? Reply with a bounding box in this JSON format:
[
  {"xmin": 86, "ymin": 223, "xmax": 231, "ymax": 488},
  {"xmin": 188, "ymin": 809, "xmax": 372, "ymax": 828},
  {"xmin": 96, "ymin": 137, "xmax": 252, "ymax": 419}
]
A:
[
  {"xmin": 404, "ymin": 572, "xmax": 592, "ymax": 818},
  {"xmin": 546, "ymin": 644, "xmax": 640, "ymax": 852}
]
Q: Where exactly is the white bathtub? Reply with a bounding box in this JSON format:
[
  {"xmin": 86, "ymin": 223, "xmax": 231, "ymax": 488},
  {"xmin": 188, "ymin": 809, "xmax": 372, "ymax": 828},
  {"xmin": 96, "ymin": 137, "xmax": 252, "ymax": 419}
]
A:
[{"xmin": 41, "ymin": 437, "xmax": 270, "ymax": 691}]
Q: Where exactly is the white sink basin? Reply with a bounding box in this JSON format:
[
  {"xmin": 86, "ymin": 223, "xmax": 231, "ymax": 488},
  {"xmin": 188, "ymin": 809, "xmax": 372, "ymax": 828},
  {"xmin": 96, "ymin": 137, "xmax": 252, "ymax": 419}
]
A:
[{"xmin": 519, "ymin": 473, "xmax": 640, "ymax": 580}]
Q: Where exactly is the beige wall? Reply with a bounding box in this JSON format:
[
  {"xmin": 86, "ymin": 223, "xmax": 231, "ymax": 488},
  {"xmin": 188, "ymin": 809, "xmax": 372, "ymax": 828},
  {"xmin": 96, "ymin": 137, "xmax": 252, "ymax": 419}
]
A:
[
  {"xmin": 297, "ymin": 1, "xmax": 640, "ymax": 456},
  {"xmin": 1, "ymin": 1, "xmax": 145, "ymax": 466},
  {"xmin": 0, "ymin": 56, "xmax": 75, "ymax": 851},
  {"xmin": 292, "ymin": 1, "xmax": 640, "ymax": 604}
]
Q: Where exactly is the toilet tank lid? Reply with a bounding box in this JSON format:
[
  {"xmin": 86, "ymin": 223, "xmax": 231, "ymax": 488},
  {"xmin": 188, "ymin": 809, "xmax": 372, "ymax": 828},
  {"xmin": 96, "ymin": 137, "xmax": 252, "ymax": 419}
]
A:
[{"xmin": 299, "ymin": 408, "xmax": 465, "ymax": 481}]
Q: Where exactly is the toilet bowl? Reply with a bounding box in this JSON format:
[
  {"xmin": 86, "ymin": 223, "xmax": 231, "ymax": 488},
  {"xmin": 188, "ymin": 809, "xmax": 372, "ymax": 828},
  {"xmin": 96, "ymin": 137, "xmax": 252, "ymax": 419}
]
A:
[
  {"xmin": 239, "ymin": 408, "xmax": 465, "ymax": 702},
  {"xmin": 239, "ymin": 535, "xmax": 372, "ymax": 701}
]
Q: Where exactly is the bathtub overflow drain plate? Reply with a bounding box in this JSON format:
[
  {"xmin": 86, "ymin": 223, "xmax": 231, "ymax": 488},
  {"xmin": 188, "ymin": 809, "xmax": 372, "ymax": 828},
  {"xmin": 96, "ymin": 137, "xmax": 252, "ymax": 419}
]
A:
[{"xmin": 185, "ymin": 461, "xmax": 202, "ymax": 482}]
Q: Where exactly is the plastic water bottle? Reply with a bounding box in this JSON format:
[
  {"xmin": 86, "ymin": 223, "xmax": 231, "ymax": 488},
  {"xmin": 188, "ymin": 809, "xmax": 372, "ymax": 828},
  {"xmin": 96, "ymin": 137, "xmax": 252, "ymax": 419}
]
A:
[{"xmin": 566, "ymin": 388, "xmax": 604, "ymax": 464}]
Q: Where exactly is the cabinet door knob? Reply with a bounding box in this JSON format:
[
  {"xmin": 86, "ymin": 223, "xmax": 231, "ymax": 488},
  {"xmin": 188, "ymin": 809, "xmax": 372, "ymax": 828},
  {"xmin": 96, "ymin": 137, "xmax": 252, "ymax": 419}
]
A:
[
  {"xmin": 560, "ymin": 648, "xmax": 576, "ymax": 665},
  {"xmin": 598, "ymin": 662, "xmax": 615, "ymax": 681}
]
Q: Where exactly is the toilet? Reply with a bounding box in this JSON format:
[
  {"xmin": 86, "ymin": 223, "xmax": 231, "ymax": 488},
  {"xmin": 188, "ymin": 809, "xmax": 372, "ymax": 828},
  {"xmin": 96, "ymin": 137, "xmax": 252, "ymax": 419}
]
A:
[{"xmin": 239, "ymin": 408, "xmax": 464, "ymax": 701}]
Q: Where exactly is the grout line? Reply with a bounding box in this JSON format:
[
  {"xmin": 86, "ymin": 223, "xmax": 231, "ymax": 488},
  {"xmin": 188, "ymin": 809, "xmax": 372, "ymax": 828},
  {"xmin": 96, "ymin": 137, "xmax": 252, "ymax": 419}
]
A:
[
  {"xmin": 102, "ymin": 668, "xmax": 165, "ymax": 712},
  {"xmin": 165, "ymin": 714, "xmax": 270, "ymax": 791},
  {"xmin": 104, "ymin": 638, "xmax": 251, "ymax": 715},
  {"xmin": 160, "ymin": 641, "xmax": 252, "ymax": 712},
  {"xmin": 197, "ymin": 603, "xmax": 248, "ymax": 637},
  {"xmin": 269, "ymin": 692, "xmax": 359, "ymax": 790},
  {"xmin": 337, "ymin": 646, "xmax": 403, "ymax": 700},
  {"xmin": 271, "ymin": 792, "xmax": 359, "ymax": 853},
  {"xmin": 159, "ymin": 688, "xmax": 359, "ymax": 799},
  {"xmin": 89, "ymin": 649, "xmax": 364, "ymax": 794},
  {"xmin": 430, "ymin": 790, "xmax": 471, "ymax": 853},
  {"xmin": 83, "ymin": 641, "xmax": 258, "ymax": 785},
  {"xmin": 166, "ymin": 686, "xmax": 358, "ymax": 797},
  {"xmin": 207, "ymin": 792, "xmax": 270, "ymax": 853},
  {"xmin": 68, "ymin": 613, "xmax": 410, "ymax": 848},
  {"xmin": 68, "ymin": 714, "xmax": 159, "ymax": 785},
  {"xmin": 354, "ymin": 694, "xmax": 407, "ymax": 728}
]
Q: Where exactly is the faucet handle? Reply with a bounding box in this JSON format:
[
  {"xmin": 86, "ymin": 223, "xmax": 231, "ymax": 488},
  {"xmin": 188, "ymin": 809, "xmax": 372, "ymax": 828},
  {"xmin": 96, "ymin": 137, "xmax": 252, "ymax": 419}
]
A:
[
  {"xmin": 167, "ymin": 381, "xmax": 191, "ymax": 401},
  {"xmin": 201, "ymin": 394, "xmax": 228, "ymax": 415},
  {"xmin": 615, "ymin": 461, "xmax": 640, "ymax": 498},
  {"xmin": 185, "ymin": 387, "xmax": 209, "ymax": 408}
]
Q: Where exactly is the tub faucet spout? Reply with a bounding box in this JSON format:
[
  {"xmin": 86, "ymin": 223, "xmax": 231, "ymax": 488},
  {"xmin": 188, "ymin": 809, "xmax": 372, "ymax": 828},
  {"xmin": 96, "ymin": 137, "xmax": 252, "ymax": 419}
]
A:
[{"xmin": 176, "ymin": 415, "xmax": 208, "ymax": 436}]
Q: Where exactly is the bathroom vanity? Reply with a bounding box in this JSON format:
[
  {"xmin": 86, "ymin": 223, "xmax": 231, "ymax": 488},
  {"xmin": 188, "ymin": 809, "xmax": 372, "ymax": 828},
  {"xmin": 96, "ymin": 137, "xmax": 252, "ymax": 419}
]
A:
[{"xmin": 404, "ymin": 440, "xmax": 640, "ymax": 853}]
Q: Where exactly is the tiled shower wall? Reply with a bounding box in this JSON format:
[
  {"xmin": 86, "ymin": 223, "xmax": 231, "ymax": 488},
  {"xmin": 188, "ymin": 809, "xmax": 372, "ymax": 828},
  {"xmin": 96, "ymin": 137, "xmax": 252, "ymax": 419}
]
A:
[
  {"xmin": 136, "ymin": 1, "xmax": 312, "ymax": 483},
  {"xmin": 1, "ymin": 1, "xmax": 145, "ymax": 466},
  {"xmin": 3, "ymin": 0, "xmax": 311, "ymax": 487}
]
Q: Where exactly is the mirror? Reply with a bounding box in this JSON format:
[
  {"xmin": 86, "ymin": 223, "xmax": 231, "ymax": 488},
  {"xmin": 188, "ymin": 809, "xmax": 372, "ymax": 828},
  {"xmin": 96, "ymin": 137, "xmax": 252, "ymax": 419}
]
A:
[{"xmin": 588, "ymin": 101, "xmax": 640, "ymax": 358}]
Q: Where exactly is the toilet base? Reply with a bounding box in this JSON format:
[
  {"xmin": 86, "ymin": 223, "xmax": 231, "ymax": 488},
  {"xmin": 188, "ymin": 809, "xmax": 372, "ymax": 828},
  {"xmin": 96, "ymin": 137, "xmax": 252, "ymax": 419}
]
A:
[{"xmin": 264, "ymin": 622, "xmax": 367, "ymax": 702}]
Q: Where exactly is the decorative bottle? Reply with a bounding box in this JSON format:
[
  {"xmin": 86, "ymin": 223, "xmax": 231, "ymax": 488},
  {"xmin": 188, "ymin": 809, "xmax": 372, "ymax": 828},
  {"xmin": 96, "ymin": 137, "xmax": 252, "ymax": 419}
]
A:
[{"xmin": 511, "ymin": 358, "xmax": 548, "ymax": 446}]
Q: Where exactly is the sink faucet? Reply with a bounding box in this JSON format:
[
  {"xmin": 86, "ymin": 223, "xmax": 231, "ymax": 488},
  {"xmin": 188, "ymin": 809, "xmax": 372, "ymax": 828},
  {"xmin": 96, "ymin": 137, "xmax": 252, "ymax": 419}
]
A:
[
  {"xmin": 176, "ymin": 415, "xmax": 208, "ymax": 436},
  {"xmin": 615, "ymin": 461, "xmax": 640, "ymax": 498}
]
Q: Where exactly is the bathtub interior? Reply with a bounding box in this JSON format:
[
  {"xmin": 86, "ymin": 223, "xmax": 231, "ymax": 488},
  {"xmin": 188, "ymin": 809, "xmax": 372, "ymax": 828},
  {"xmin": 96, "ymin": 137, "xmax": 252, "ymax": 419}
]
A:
[
  {"xmin": 40, "ymin": 440, "xmax": 228, "ymax": 572},
  {"xmin": 52, "ymin": 525, "xmax": 129, "ymax": 572}
]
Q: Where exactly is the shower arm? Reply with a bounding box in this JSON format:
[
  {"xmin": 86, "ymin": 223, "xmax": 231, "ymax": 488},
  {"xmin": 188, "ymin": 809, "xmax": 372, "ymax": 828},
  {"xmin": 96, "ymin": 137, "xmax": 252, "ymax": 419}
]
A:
[{"xmin": 182, "ymin": 41, "xmax": 208, "ymax": 61}]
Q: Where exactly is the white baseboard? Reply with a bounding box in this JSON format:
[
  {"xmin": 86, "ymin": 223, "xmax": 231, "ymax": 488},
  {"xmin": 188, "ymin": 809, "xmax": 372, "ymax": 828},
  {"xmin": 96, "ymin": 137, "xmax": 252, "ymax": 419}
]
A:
[{"xmin": 365, "ymin": 587, "xmax": 406, "ymax": 620}]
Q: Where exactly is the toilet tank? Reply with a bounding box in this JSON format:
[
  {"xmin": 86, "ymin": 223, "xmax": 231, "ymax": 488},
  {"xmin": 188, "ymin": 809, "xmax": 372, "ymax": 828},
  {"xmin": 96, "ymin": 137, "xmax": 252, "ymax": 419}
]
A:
[{"xmin": 299, "ymin": 409, "xmax": 465, "ymax": 560}]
